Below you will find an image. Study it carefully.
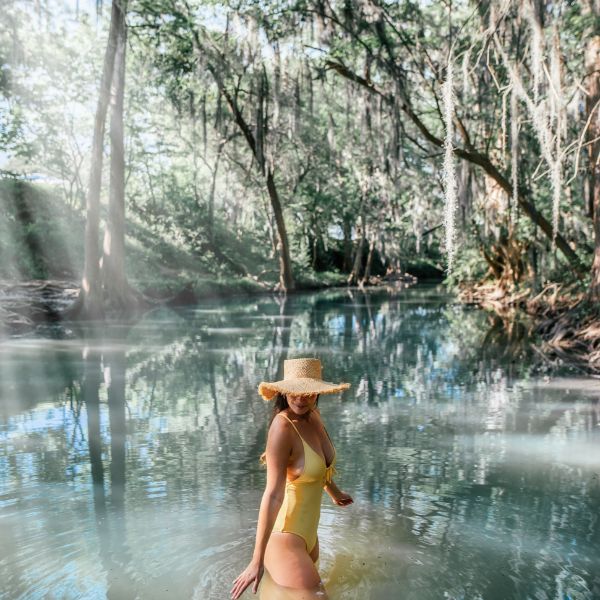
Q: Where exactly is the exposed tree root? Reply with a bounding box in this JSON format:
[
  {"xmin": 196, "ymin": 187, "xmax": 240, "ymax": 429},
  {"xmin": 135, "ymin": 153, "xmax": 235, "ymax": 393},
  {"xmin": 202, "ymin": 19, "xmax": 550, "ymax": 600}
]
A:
[
  {"xmin": 62, "ymin": 281, "xmax": 152, "ymax": 321},
  {"xmin": 0, "ymin": 280, "xmax": 80, "ymax": 334},
  {"xmin": 0, "ymin": 279, "xmax": 154, "ymax": 332}
]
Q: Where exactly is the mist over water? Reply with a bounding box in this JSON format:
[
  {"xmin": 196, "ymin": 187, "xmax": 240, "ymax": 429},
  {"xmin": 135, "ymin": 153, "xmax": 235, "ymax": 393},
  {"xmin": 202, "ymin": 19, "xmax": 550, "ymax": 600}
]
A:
[{"xmin": 1, "ymin": 285, "xmax": 599, "ymax": 599}]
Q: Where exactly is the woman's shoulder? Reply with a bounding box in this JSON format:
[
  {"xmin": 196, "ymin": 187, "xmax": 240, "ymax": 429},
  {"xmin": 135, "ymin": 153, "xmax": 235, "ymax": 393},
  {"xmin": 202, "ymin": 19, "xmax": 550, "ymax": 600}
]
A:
[
  {"xmin": 269, "ymin": 411, "xmax": 294, "ymax": 436},
  {"xmin": 267, "ymin": 412, "xmax": 296, "ymax": 453}
]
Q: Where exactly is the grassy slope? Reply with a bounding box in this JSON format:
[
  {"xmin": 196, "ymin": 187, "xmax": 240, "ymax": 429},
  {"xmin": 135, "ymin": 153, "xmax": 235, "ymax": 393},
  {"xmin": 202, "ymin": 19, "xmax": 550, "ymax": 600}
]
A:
[{"xmin": 0, "ymin": 179, "xmax": 346, "ymax": 296}]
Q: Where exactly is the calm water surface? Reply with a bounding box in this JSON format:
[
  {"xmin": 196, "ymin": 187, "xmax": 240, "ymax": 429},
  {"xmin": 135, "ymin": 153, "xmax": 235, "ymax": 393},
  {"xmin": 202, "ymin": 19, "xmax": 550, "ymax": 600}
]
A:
[{"xmin": 0, "ymin": 285, "xmax": 599, "ymax": 600}]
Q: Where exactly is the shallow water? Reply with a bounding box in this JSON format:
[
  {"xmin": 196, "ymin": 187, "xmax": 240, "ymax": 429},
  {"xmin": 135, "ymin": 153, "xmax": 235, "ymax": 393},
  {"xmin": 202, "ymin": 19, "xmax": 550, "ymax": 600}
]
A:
[{"xmin": 0, "ymin": 285, "xmax": 599, "ymax": 599}]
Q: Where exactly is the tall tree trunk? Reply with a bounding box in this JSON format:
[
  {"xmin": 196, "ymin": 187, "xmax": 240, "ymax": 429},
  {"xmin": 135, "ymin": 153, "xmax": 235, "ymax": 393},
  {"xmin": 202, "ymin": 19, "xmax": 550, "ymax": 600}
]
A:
[
  {"xmin": 223, "ymin": 81, "xmax": 294, "ymax": 290},
  {"xmin": 208, "ymin": 139, "xmax": 225, "ymax": 246},
  {"xmin": 586, "ymin": 36, "xmax": 600, "ymax": 298},
  {"xmin": 360, "ymin": 237, "xmax": 376, "ymax": 287},
  {"xmin": 348, "ymin": 212, "xmax": 366, "ymax": 285},
  {"xmin": 191, "ymin": 94, "xmax": 201, "ymax": 208},
  {"xmin": 13, "ymin": 181, "xmax": 47, "ymax": 278},
  {"xmin": 342, "ymin": 216, "xmax": 353, "ymax": 272},
  {"xmin": 102, "ymin": 0, "xmax": 134, "ymax": 310},
  {"xmin": 307, "ymin": 229, "xmax": 316, "ymax": 269},
  {"xmin": 309, "ymin": 208, "xmax": 320, "ymax": 270},
  {"xmin": 266, "ymin": 169, "xmax": 295, "ymax": 291},
  {"xmin": 77, "ymin": 0, "xmax": 123, "ymax": 319}
]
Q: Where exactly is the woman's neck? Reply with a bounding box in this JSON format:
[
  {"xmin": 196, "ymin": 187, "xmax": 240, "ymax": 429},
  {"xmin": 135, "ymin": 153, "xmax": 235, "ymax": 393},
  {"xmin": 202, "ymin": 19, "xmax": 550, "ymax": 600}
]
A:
[{"xmin": 287, "ymin": 408, "xmax": 312, "ymax": 422}]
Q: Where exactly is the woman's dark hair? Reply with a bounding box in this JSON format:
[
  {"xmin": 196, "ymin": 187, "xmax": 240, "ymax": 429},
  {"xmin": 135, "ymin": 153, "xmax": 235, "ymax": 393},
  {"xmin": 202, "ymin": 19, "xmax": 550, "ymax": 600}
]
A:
[
  {"xmin": 260, "ymin": 393, "xmax": 320, "ymax": 464},
  {"xmin": 270, "ymin": 393, "xmax": 289, "ymax": 424}
]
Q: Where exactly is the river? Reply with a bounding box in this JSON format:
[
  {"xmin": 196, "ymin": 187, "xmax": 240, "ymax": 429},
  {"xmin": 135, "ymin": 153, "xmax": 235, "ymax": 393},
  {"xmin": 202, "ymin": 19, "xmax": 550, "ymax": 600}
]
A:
[{"xmin": 0, "ymin": 285, "xmax": 598, "ymax": 599}]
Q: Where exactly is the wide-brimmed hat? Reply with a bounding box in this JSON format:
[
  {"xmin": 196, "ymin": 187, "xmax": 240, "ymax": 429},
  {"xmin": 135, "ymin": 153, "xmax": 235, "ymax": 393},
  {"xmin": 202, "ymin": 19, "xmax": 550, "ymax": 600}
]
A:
[{"xmin": 258, "ymin": 358, "xmax": 350, "ymax": 401}]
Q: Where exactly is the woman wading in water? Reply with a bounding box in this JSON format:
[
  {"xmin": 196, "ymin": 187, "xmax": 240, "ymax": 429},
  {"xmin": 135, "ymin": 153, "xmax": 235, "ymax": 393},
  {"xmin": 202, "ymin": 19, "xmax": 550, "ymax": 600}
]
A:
[{"xmin": 231, "ymin": 358, "xmax": 353, "ymax": 599}]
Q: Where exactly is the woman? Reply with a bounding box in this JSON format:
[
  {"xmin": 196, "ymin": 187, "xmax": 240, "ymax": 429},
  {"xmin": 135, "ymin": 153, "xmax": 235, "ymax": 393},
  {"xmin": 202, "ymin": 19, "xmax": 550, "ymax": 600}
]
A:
[{"xmin": 231, "ymin": 358, "xmax": 353, "ymax": 600}]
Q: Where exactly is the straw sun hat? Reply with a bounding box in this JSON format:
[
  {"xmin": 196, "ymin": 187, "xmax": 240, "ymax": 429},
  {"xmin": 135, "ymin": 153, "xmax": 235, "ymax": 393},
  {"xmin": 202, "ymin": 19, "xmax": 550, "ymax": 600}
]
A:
[{"xmin": 258, "ymin": 358, "xmax": 350, "ymax": 401}]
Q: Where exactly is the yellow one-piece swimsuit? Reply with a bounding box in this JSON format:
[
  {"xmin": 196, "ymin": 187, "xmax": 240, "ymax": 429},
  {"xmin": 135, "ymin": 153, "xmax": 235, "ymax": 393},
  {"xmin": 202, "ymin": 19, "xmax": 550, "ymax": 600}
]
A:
[{"xmin": 272, "ymin": 413, "xmax": 336, "ymax": 553}]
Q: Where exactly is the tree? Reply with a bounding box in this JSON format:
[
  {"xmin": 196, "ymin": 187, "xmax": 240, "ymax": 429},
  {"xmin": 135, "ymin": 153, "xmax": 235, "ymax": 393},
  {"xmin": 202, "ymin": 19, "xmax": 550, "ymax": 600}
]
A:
[
  {"xmin": 74, "ymin": 0, "xmax": 126, "ymax": 318},
  {"xmin": 315, "ymin": 0, "xmax": 585, "ymax": 274},
  {"xmin": 187, "ymin": 14, "xmax": 295, "ymax": 291},
  {"xmin": 68, "ymin": 0, "xmax": 143, "ymax": 317},
  {"xmin": 135, "ymin": 2, "xmax": 297, "ymax": 291},
  {"xmin": 584, "ymin": 1, "xmax": 600, "ymax": 297},
  {"xmin": 101, "ymin": 0, "xmax": 143, "ymax": 311}
]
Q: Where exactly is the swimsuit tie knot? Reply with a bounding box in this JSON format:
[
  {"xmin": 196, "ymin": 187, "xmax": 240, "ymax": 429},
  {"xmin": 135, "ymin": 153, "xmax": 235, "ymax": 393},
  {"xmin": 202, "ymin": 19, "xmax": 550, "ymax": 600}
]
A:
[{"xmin": 325, "ymin": 463, "xmax": 337, "ymax": 485}]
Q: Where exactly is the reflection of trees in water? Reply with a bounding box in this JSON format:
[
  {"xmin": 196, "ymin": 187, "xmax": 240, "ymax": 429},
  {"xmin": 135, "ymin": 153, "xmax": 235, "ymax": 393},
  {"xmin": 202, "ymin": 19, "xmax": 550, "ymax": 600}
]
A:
[
  {"xmin": 105, "ymin": 347, "xmax": 127, "ymax": 510},
  {"xmin": 4, "ymin": 289, "xmax": 587, "ymax": 495},
  {"xmin": 84, "ymin": 350, "xmax": 104, "ymax": 512},
  {"xmin": 80, "ymin": 341, "xmax": 134, "ymax": 599},
  {"xmin": 0, "ymin": 334, "xmax": 138, "ymax": 597},
  {"xmin": 444, "ymin": 305, "xmax": 542, "ymax": 379},
  {"xmin": 1, "ymin": 287, "xmax": 599, "ymax": 598},
  {"xmin": 282, "ymin": 290, "xmax": 599, "ymax": 598}
]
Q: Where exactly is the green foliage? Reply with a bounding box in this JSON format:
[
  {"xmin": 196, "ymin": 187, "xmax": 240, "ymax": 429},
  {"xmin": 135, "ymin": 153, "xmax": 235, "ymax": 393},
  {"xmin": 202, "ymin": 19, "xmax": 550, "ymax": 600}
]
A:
[
  {"xmin": 1, "ymin": 0, "xmax": 597, "ymax": 295},
  {"xmin": 0, "ymin": 179, "xmax": 83, "ymax": 279},
  {"xmin": 443, "ymin": 247, "xmax": 488, "ymax": 289}
]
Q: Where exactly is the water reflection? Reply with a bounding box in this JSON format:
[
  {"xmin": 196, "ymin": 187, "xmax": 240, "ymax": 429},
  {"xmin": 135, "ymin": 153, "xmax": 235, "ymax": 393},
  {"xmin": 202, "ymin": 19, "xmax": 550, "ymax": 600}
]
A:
[{"xmin": 0, "ymin": 285, "xmax": 599, "ymax": 599}]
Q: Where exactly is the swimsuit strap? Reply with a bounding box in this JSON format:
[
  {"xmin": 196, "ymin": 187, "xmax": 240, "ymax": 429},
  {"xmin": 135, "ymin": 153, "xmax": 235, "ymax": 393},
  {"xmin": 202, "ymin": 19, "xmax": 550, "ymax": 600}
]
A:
[{"xmin": 278, "ymin": 412, "xmax": 304, "ymax": 442}]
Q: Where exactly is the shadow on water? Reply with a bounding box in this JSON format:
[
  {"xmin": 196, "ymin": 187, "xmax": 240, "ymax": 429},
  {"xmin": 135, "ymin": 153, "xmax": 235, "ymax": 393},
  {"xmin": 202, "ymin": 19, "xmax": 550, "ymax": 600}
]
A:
[{"xmin": 1, "ymin": 285, "xmax": 599, "ymax": 599}]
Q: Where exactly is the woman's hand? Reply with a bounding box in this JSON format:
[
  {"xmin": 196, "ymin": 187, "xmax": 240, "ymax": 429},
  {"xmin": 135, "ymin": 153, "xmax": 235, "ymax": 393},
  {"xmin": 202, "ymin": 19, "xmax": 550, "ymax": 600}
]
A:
[
  {"xmin": 331, "ymin": 489, "xmax": 353, "ymax": 507},
  {"xmin": 230, "ymin": 559, "xmax": 264, "ymax": 599},
  {"xmin": 325, "ymin": 479, "xmax": 354, "ymax": 507}
]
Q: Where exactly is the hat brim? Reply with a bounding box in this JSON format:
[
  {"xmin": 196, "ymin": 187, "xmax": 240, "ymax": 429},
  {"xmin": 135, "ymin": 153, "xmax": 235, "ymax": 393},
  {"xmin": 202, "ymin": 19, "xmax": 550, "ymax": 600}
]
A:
[{"xmin": 258, "ymin": 377, "xmax": 350, "ymax": 401}]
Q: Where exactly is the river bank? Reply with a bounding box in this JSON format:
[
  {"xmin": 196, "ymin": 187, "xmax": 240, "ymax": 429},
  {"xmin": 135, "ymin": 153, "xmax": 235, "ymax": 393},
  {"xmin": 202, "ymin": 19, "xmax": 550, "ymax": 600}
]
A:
[{"xmin": 0, "ymin": 271, "xmax": 419, "ymax": 335}]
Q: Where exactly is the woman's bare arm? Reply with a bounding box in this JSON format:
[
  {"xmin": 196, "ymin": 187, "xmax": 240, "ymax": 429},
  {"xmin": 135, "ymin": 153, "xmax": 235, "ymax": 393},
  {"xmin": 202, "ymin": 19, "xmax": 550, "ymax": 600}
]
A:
[
  {"xmin": 324, "ymin": 479, "xmax": 353, "ymax": 506},
  {"xmin": 230, "ymin": 416, "xmax": 290, "ymax": 599},
  {"xmin": 252, "ymin": 416, "xmax": 291, "ymax": 562}
]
